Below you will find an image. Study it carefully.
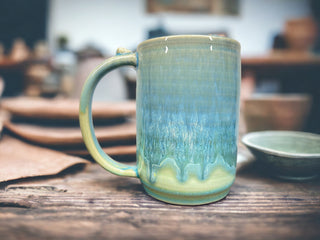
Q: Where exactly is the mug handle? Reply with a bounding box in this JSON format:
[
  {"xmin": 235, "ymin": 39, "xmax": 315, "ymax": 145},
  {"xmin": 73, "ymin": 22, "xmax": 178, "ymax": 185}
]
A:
[{"xmin": 79, "ymin": 48, "xmax": 138, "ymax": 178}]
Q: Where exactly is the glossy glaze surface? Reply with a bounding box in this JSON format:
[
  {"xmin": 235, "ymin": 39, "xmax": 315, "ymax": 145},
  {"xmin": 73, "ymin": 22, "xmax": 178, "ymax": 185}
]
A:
[
  {"xmin": 80, "ymin": 35, "xmax": 241, "ymax": 205},
  {"xmin": 136, "ymin": 35, "xmax": 240, "ymax": 204}
]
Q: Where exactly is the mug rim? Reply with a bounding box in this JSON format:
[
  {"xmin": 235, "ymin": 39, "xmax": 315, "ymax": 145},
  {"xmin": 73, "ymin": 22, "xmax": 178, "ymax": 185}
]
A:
[{"xmin": 138, "ymin": 34, "xmax": 240, "ymax": 49}]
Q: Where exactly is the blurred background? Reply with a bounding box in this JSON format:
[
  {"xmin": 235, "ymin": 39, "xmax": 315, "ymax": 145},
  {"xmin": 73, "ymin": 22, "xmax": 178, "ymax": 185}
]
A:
[
  {"xmin": 1, "ymin": 2, "xmax": 320, "ymax": 237},
  {"xmin": 0, "ymin": 0, "xmax": 319, "ymax": 135}
]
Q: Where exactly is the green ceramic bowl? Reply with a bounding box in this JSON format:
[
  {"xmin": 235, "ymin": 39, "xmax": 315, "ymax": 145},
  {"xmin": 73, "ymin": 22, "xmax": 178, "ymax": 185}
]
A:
[{"xmin": 242, "ymin": 131, "xmax": 320, "ymax": 181}]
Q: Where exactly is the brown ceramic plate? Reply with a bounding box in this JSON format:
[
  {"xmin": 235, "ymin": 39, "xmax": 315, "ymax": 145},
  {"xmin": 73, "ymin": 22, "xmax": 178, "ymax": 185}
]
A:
[
  {"xmin": 64, "ymin": 145, "xmax": 136, "ymax": 157},
  {"xmin": 1, "ymin": 97, "xmax": 136, "ymax": 120},
  {"xmin": 4, "ymin": 120, "xmax": 136, "ymax": 146}
]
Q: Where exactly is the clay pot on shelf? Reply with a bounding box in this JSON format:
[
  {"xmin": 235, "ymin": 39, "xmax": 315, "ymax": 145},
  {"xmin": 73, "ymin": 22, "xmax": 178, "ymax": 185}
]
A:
[{"xmin": 284, "ymin": 17, "xmax": 317, "ymax": 53}]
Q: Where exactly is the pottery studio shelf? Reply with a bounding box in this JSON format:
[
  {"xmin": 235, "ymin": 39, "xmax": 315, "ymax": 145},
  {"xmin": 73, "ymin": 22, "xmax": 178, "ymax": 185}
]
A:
[
  {"xmin": 242, "ymin": 53, "xmax": 320, "ymax": 73},
  {"xmin": 242, "ymin": 53, "xmax": 320, "ymax": 134}
]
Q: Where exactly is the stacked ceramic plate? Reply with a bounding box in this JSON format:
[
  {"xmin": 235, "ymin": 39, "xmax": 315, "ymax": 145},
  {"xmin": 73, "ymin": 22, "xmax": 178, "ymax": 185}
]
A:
[{"xmin": 1, "ymin": 97, "xmax": 136, "ymax": 160}]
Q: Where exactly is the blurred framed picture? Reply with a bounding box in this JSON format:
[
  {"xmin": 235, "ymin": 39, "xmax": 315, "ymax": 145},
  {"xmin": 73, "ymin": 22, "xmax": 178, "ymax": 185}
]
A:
[{"xmin": 147, "ymin": 0, "xmax": 239, "ymax": 15}]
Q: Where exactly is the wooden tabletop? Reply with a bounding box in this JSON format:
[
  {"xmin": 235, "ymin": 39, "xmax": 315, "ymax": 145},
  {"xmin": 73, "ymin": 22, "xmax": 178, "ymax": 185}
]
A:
[{"xmin": 0, "ymin": 161, "xmax": 319, "ymax": 240}]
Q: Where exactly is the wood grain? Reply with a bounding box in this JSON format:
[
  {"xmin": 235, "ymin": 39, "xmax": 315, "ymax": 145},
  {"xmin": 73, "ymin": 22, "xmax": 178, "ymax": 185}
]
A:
[{"xmin": 0, "ymin": 162, "xmax": 319, "ymax": 240}]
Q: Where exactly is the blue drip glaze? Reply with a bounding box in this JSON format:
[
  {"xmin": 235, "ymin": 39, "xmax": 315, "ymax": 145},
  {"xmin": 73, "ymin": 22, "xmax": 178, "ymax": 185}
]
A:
[{"xmin": 136, "ymin": 41, "xmax": 240, "ymax": 183}]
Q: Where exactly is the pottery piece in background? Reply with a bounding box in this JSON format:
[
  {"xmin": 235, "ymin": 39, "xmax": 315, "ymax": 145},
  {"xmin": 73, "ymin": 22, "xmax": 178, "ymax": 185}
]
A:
[
  {"xmin": 9, "ymin": 38, "xmax": 30, "ymax": 62},
  {"xmin": 1, "ymin": 97, "xmax": 136, "ymax": 120},
  {"xmin": 4, "ymin": 120, "xmax": 136, "ymax": 146},
  {"xmin": 242, "ymin": 131, "xmax": 320, "ymax": 181},
  {"xmin": 284, "ymin": 17, "xmax": 317, "ymax": 53},
  {"xmin": 243, "ymin": 94, "xmax": 311, "ymax": 132}
]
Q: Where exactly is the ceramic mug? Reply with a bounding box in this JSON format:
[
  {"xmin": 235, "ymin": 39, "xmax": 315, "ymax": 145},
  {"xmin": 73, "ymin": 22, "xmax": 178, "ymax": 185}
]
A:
[{"xmin": 79, "ymin": 35, "xmax": 241, "ymax": 205}]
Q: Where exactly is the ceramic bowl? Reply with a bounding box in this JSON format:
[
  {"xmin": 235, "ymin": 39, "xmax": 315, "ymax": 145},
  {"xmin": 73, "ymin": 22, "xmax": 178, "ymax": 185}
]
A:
[
  {"xmin": 242, "ymin": 131, "xmax": 320, "ymax": 181},
  {"xmin": 243, "ymin": 94, "xmax": 312, "ymax": 132}
]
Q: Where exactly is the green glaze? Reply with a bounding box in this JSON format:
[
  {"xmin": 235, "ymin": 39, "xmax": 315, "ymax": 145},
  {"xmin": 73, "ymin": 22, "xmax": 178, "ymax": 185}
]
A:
[
  {"xmin": 79, "ymin": 52, "xmax": 138, "ymax": 177},
  {"xmin": 242, "ymin": 131, "xmax": 320, "ymax": 181},
  {"xmin": 79, "ymin": 35, "xmax": 241, "ymax": 205}
]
